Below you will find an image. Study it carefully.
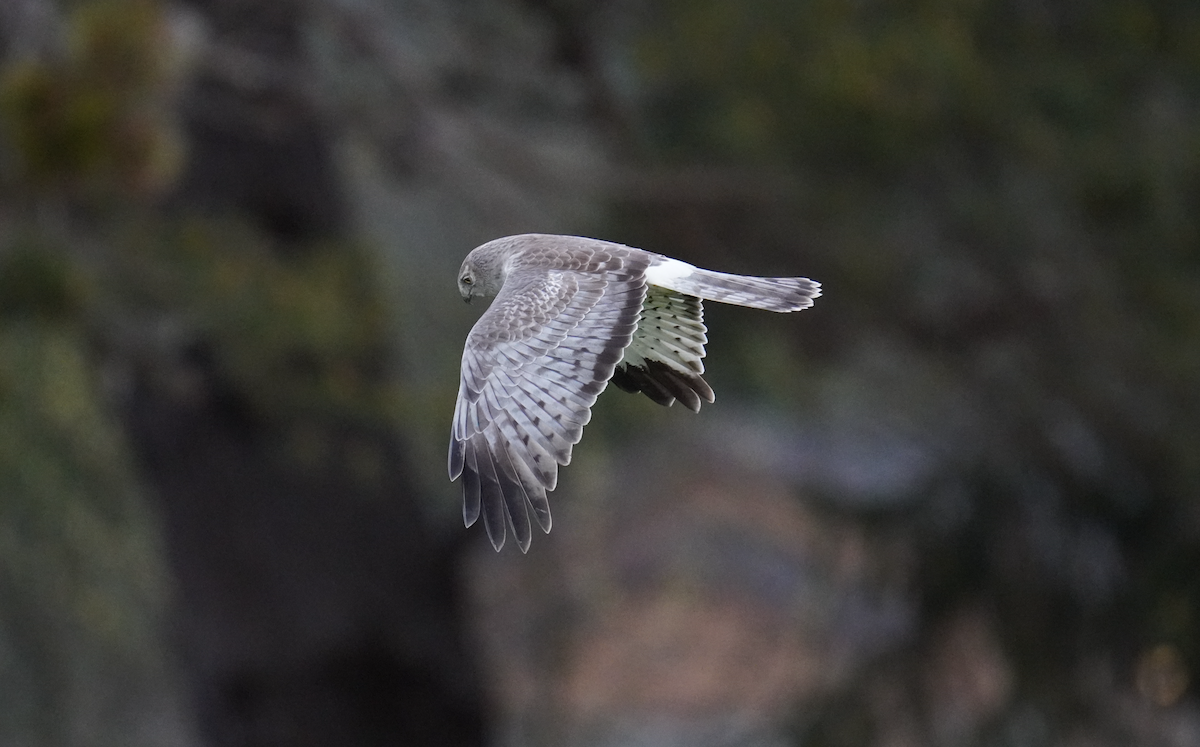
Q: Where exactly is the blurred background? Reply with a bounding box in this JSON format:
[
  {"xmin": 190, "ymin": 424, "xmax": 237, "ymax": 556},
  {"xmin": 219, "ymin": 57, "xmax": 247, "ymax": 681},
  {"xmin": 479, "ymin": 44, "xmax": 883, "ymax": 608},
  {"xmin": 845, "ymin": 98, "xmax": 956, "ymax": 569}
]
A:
[{"xmin": 1, "ymin": 0, "xmax": 1198, "ymax": 745}]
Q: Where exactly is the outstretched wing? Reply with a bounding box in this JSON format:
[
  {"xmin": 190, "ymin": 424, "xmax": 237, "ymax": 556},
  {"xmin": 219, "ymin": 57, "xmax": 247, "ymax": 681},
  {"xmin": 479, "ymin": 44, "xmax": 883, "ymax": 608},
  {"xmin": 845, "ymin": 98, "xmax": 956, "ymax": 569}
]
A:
[
  {"xmin": 449, "ymin": 262, "xmax": 648, "ymax": 552},
  {"xmin": 609, "ymin": 286, "xmax": 715, "ymax": 412}
]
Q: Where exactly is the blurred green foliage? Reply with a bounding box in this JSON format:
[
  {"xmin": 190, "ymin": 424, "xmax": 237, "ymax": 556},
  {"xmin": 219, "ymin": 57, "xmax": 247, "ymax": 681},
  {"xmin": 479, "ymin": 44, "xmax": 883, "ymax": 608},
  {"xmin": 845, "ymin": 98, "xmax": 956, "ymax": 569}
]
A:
[
  {"xmin": 0, "ymin": 320, "xmax": 175, "ymax": 745},
  {"xmin": 0, "ymin": 1, "xmax": 189, "ymax": 739},
  {"xmin": 0, "ymin": 0, "xmax": 181, "ymax": 198},
  {"xmin": 0, "ymin": 322, "xmax": 165, "ymax": 642},
  {"xmin": 0, "ymin": 2, "xmax": 399, "ymax": 743},
  {"xmin": 0, "ymin": 243, "xmax": 86, "ymax": 320},
  {"xmin": 628, "ymin": 0, "xmax": 1200, "ymax": 742},
  {"xmin": 104, "ymin": 219, "xmax": 399, "ymax": 425},
  {"xmin": 641, "ymin": 0, "xmax": 1200, "ymax": 179}
]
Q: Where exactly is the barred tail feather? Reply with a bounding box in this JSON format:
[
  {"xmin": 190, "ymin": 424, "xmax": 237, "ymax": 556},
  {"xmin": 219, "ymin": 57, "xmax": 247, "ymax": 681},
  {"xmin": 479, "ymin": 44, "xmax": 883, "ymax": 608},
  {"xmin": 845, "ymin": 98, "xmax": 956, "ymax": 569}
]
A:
[{"xmin": 665, "ymin": 268, "xmax": 821, "ymax": 312}]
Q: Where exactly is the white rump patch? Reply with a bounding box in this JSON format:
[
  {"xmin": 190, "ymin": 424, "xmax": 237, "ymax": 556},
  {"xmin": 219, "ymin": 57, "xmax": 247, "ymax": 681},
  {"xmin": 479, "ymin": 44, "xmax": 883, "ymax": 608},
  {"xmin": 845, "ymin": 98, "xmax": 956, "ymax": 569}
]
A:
[{"xmin": 644, "ymin": 257, "xmax": 695, "ymax": 287}]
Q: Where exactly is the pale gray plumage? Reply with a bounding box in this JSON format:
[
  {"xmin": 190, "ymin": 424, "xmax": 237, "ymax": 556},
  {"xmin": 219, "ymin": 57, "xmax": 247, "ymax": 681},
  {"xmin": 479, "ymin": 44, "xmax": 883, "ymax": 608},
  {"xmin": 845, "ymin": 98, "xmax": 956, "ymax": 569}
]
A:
[{"xmin": 450, "ymin": 233, "xmax": 820, "ymax": 552}]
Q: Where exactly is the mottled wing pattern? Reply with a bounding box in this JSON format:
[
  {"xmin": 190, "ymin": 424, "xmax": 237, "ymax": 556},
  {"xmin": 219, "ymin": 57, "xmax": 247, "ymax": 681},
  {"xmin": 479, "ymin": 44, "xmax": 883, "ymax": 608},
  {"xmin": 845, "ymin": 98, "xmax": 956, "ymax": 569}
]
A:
[
  {"xmin": 610, "ymin": 286, "xmax": 715, "ymax": 412},
  {"xmin": 449, "ymin": 254, "xmax": 649, "ymax": 552}
]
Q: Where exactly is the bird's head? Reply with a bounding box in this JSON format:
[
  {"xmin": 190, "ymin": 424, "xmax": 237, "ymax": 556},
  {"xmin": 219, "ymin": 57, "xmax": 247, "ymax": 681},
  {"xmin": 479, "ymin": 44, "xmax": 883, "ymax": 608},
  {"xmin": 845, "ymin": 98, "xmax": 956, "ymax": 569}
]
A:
[
  {"xmin": 457, "ymin": 259, "xmax": 481, "ymax": 303},
  {"xmin": 457, "ymin": 243, "xmax": 507, "ymax": 303}
]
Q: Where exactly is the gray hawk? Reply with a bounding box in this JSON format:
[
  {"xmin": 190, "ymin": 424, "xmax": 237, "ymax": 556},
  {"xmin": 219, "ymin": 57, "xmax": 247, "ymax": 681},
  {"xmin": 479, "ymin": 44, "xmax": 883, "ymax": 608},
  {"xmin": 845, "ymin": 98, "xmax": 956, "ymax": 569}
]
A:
[{"xmin": 449, "ymin": 234, "xmax": 820, "ymax": 552}]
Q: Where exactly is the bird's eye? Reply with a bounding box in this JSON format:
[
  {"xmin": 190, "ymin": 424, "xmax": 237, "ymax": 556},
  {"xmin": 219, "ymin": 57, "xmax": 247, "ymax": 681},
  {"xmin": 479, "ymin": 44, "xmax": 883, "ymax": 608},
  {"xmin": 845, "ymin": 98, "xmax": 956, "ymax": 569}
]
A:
[{"xmin": 461, "ymin": 276, "xmax": 473, "ymax": 285}]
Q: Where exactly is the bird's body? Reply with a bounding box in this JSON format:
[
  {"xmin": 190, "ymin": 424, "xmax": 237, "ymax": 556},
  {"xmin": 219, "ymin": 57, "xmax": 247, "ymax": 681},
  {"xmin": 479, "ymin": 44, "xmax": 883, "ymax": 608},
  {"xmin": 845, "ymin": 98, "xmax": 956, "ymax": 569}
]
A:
[{"xmin": 450, "ymin": 234, "xmax": 820, "ymax": 551}]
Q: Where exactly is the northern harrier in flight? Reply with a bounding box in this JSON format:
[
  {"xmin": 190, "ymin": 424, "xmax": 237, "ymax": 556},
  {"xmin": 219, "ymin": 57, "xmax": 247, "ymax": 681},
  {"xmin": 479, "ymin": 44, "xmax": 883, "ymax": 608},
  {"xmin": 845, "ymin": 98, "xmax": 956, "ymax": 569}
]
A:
[{"xmin": 449, "ymin": 234, "xmax": 820, "ymax": 551}]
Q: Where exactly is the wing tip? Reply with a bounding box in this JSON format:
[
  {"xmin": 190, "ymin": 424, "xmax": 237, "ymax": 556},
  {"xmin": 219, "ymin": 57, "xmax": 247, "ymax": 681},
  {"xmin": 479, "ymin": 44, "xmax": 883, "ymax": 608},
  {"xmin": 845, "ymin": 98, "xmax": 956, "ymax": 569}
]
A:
[
  {"xmin": 469, "ymin": 434, "xmax": 551, "ymax": 553},
  {"xmin": 612, "ymin": 361, "xmax": 714, "ymax": 412},
  {"xmin": 463, "ymin": 491, "xmax": 481, "ymax": 527},
  {"xmin": 449, "ymin": 437, "xmax": 465, "ymax": 481}
]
